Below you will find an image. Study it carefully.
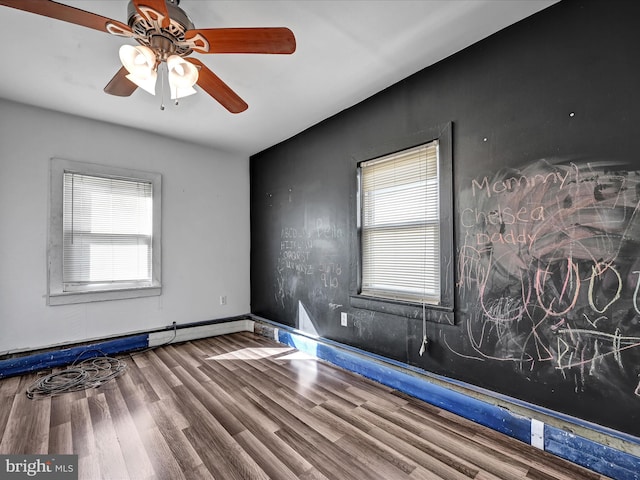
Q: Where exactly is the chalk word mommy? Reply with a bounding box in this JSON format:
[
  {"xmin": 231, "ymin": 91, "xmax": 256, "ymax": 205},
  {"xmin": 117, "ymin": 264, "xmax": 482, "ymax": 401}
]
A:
[{"xmin": 471, "ymin": 169, "xmax": 572, "ymax": 199}]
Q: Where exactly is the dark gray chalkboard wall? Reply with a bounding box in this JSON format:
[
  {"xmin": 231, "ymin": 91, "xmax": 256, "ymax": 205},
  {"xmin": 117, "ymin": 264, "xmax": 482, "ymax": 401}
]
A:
[{"xmin": 250, "ymin": 0, "xmax": 640, "ymax": 437}]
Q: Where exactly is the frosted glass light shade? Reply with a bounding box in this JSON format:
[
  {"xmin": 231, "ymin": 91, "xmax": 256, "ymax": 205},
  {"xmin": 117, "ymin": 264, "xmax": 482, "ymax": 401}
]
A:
[
  {"xmin": 167, "ymin": 55, "xmax": 198, "ymax": 99},
  {"xmin": 119, "ymin": 45, "xmax": 157, "ymax": 95},
  {"xmin": 125, "ymin": 70, "xmax": 158, "ymax": 96}
]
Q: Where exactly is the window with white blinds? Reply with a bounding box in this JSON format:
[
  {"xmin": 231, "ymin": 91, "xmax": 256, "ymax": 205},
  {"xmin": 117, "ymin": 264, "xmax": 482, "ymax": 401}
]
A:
[
  {"xmin": 360, "ymin": 140, "xmax": 440, "ymax": 304},
  {"xmin": 48, "ymin": 158, "xmax": 162, "ymax": 305},
  {"xmin": 62, "ymin": 173, "xmax": 153, "ymax": 291}
]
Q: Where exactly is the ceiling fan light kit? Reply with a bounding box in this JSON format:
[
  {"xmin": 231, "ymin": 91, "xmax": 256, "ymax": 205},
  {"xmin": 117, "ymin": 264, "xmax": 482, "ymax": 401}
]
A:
[{"xmin": 0, "ymin": 0, "xmax": 296, "ymax": 113}]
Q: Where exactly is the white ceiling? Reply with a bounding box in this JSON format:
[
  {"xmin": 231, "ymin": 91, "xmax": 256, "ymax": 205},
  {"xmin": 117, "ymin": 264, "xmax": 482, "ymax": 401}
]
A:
[{"xmin": 0, "ymin": 0, "xmax": 558, "ymax": 157}]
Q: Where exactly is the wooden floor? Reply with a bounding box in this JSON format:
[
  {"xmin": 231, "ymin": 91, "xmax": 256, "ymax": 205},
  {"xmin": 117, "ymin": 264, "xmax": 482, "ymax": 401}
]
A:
[{"xmin": 0, "ymin": 332, "xmax": 608, "ymax": 480}]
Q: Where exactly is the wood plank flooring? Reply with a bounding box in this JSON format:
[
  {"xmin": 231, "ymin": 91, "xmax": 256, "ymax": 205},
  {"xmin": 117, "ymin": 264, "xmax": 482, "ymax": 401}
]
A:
[{"xmin": 0, "ymin": 332, "xmax": 609, "ymax": 479}]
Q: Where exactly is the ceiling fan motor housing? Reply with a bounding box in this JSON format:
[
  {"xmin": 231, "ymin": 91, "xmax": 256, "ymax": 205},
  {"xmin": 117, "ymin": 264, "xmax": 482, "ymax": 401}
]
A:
[{"xmin": 127, "ymin": 0, "xmax": 195, "ymax": 59}]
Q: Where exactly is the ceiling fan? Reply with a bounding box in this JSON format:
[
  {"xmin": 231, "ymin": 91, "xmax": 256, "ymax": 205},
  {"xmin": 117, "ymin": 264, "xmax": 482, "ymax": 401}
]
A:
[{"xmin": 0, "ymin": 0, "xmax": 296, "ymax": 113}]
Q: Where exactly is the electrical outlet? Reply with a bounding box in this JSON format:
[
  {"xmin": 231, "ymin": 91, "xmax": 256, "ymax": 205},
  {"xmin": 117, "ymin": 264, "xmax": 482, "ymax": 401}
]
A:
[
  {"xmin": 220, "ymin": 295, "xmax": 227, "ymax": 305},
  {"xmin": 340, "ymin": 312, "xmax": 348, "ymax": 326}
]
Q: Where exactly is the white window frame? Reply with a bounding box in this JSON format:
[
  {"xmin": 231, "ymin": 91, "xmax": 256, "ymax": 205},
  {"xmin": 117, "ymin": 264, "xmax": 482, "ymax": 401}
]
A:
[{"xmin": 48, "ymin": 158, "xmax": 162, "ymax": 305}]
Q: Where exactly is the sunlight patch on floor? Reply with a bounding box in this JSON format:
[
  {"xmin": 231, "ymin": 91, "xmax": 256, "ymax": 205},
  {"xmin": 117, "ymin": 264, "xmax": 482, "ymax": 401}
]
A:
[{"xmin": 206, "ymin": 347, "xmax": 294, "ymax": 361}]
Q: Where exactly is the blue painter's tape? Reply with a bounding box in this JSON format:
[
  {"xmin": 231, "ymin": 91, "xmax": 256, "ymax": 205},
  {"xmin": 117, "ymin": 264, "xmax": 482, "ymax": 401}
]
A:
[
  {"xmin": 545, "ymin": 426, "xmax": 640, "ymax": 480},
  {"xmin": 0, "ymin": 334, "xmax": 149, "ymax": 379},
  {"xmin": 275, "ymin": 328, "xmax": 640, "ymax": 480}
]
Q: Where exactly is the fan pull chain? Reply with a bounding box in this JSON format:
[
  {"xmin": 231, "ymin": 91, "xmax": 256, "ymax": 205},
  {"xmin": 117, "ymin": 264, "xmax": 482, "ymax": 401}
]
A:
[
  {"xmin": 160, "ymin": 63, "xmax": 166, "ymax": 111},
  {"xmin": 157, "ymin": 63, "xmax": 181, "ymax": 109}
]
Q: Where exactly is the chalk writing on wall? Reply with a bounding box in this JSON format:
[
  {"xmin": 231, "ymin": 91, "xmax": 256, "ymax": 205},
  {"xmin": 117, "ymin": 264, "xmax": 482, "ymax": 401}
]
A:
[
  {"xmin": 275, "ymin": 217, "xmax": 345, "ymax": 322},
  {"xmin": 454, "ymin": 158, "xmax": 640, "ymax": 397}
]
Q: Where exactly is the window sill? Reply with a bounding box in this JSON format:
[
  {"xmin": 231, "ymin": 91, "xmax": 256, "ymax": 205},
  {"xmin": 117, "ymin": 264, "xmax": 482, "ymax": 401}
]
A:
[
  {"xmin": 349, "ymin": 294, "xmax": 454, "ymax": 325},
  {"xmin": 48, "ymin": 286, "xmax": 161, "ymax": 306}
]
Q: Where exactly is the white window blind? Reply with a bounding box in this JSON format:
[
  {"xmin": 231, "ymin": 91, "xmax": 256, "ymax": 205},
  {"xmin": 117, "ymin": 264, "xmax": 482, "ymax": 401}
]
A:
[
  {"xmin": 361, "ymin": 140, "xmax": 440, "ymax": 303},
  {"xmin": 62, "ymin": 172, "xmax": 153, "ymax": 291}
]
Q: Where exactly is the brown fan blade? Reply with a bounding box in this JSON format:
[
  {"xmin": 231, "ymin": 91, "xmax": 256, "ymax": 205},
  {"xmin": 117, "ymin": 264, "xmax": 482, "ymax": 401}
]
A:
[
  {"xmin": 104, "ymin": 67, "xmax": 138, "ymax": 97},
  {"xmin": 0, "ymin": 0, "xmax": 131, "ymax": 34},
  {"xmin": 184, "ymin": 28, "xmax": 296, "ymax": 55},
  {"xmin": 186, "ymin": 58, "xmax": 248, "ymax": 114},
  {"xmin": 132, "ymin": 0, "xmax": 170, "ymax": 29}
]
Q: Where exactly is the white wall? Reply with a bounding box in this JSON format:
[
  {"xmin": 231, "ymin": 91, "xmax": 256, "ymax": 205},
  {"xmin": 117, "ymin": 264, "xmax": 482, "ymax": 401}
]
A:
[{"xmin": 0, "ymin": 99, "xmax": 250, "ymax": 354}]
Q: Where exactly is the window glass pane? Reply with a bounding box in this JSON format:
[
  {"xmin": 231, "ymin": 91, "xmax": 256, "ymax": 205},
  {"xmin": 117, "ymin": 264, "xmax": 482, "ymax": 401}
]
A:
[
  {"xmin": 62, "ymin": 172, "xmax": 153, "ymax": 288},
  {"xmin": 361, "ymin": 141, "xmax": 440, "ymax": 303}
]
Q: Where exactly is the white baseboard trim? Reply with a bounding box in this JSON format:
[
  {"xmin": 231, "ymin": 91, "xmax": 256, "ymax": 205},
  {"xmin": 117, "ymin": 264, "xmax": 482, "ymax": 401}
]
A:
[{"xmin": 148, "ymin": 319, "xmax": 255, "ymax": 347}]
